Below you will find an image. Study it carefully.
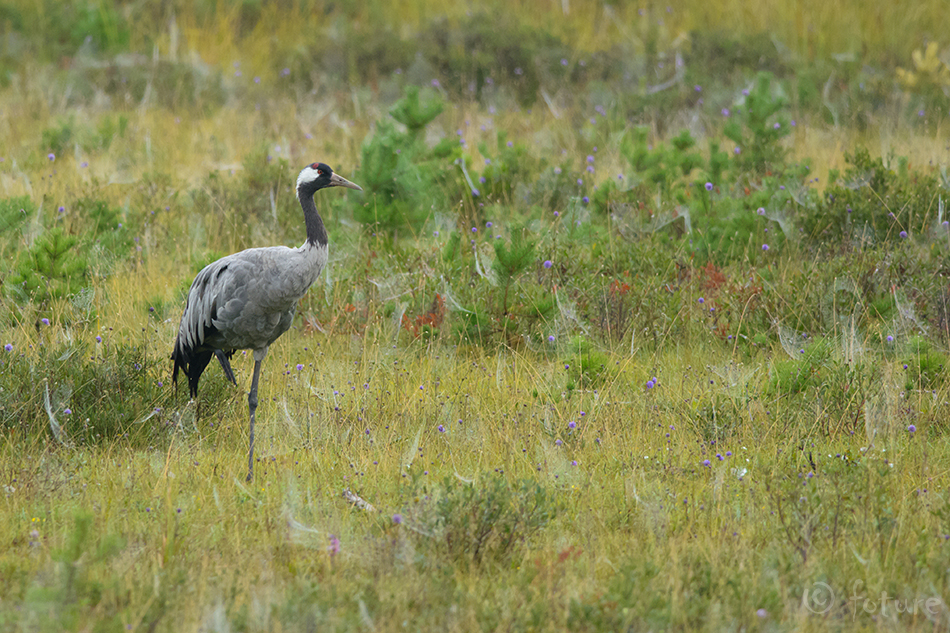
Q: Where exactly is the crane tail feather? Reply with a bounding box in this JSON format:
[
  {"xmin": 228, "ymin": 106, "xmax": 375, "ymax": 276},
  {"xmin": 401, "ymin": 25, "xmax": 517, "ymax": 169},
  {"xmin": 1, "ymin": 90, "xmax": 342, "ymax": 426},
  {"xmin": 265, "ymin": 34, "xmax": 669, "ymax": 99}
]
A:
[
  {"xmin": 182, "ymin": 350, "xmax": 213, "ymax": 398},
  {"xmin": 215, "ymin": 350, "xmax": 238, "ymax": 386},
  {"xmin": 172, "ymin": 335, "xmax": 214, "ymax": 399}
]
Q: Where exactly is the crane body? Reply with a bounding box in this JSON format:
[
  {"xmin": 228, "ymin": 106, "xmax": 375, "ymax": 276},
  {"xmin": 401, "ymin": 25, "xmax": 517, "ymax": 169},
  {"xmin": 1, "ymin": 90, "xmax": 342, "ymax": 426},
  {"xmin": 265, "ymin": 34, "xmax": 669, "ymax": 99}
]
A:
[{"xmin": 172, "ymin": 163, "xmax": 361, "ymax": 480}]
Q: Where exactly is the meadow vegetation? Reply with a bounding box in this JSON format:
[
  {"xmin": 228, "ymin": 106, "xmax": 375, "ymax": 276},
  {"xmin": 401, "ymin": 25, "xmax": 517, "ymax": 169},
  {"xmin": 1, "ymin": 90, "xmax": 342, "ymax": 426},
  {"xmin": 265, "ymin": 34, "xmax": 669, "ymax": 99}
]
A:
[{"xmin": 3, "ymin": 0, "xmax": 950, "ymax": 630}]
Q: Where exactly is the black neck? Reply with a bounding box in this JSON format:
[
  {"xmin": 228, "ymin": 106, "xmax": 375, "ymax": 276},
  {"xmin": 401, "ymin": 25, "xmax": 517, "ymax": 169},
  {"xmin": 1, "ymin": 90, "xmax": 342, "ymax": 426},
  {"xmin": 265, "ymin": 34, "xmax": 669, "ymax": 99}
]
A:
[{"xmin": 299, "ymin": 188, "xmax": 328, "ymax": 247}]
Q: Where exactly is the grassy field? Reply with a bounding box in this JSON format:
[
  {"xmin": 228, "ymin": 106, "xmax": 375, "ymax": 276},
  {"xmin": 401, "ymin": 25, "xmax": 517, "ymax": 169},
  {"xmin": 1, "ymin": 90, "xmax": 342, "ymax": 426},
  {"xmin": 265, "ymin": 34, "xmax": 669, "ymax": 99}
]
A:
[{"xmin": 4, "ymin": 0, "xmax": 950, "ymax": 631}]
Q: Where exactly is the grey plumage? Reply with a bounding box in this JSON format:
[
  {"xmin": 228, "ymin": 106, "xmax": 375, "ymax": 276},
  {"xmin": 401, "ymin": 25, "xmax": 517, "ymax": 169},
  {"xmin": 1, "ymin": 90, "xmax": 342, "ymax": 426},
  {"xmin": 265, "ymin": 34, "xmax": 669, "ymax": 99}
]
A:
[{"xmin": 172, "ymin": 162, "xmax": 361, "ymax": 480}]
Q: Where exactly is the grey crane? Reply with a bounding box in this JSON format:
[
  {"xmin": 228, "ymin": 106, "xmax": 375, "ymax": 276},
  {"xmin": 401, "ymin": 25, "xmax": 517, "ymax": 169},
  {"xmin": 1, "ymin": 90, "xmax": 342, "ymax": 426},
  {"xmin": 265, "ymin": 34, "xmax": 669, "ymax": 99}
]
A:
[{"xmin": 171, "ymin": 162, "xmax": 361, "ymax": 481}]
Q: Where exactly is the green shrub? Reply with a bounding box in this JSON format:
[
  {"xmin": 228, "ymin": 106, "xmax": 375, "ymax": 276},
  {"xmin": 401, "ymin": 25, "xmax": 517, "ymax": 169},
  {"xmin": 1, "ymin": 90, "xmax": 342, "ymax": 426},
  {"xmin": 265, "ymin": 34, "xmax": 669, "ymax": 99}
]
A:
[
  {"xmin": 806, "ymin": 147, "xmax": 940, "ymax": 246},
  {"xmin": 565, "ymin": 337, "xmax": 615, "ymax": 391},
  {"xmin": 0, "ymin": 196, "xmax": 34, "ymax": 235},
  {"xmin": 621, "ymin": 127, "xmax": 704, "ymax": 198},
  {"xmin": 0, "ymin": 340, "xmax": 182, "ymax": 445},
  {"xmin": 357, "ymin": 86, "xmax": 462, "ymax": 233},
  {"xmin": 410, "ymin": 475, "xmax": 557, "ymax": 566},
  {"xmin": 419, "ymin": 13, "xmax": 560, "ymax": 107},
  {"xmin": 723, "ymin": 72, "xmax": 792, "ymax": 175},
  {"xmin": 4, "ymin": 228, "xmax": 88, "ymax": 305},
  {"xmin": 476, "ymin": 132, "xmax": 538, "ymax": 202},
  {"xmin": 765, "ymin": 337, "xmax": 834, "ymax": 396},
  {"xmin": 902, "ymin": 336, "xmax": 948, "ymax": 391},
  {"xmin": 492, "ymin": 226, "xmax": 536, "ymax": 314}
]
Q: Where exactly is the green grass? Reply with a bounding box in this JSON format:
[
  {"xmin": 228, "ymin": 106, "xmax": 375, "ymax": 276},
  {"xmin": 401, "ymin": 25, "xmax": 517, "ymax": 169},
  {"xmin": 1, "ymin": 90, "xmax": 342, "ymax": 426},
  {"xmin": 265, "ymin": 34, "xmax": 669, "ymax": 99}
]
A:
[{"xmin": 4, "ymin": 0, "xmax": 950, "ymax": 630}]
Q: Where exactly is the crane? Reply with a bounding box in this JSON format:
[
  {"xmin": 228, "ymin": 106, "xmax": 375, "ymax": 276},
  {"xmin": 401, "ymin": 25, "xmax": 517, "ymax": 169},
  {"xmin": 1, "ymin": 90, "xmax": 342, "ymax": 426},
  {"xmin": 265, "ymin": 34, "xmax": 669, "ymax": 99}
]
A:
[{"xmin": 172, "ymin": 162, "xmax": 361, "ymax": 481}]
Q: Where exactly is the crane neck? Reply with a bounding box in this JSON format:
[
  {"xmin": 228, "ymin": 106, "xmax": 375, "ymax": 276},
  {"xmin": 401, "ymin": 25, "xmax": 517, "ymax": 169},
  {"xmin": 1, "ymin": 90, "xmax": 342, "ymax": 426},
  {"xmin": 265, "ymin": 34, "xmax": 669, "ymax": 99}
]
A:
[{"xmin": 299, "ymin": 188, "xmax": 328, "ymax": 248}]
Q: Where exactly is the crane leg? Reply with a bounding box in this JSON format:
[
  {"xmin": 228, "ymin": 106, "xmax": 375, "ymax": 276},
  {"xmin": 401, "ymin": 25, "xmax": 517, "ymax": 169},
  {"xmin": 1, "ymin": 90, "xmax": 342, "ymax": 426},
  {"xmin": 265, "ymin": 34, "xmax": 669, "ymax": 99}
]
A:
[{"xmin": 246, "ymin": 358, "xmax": 263, "ymax": 482}]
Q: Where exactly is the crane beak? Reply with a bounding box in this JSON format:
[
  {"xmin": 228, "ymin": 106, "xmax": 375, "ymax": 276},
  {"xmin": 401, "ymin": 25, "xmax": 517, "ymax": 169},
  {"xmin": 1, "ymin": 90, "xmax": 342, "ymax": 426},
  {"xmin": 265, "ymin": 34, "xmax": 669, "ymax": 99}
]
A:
[{"xmin": 329, "ymin": 173, "xmax": 362, "ymax": 191}]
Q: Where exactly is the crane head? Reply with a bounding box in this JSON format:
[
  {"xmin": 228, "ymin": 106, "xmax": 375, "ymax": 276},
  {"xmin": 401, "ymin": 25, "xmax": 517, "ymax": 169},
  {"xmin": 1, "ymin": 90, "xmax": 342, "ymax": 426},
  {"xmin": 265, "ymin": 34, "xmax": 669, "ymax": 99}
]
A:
[{"xmin": 296, "ymin": 162, "xmax": 362, "ymax": 194}]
